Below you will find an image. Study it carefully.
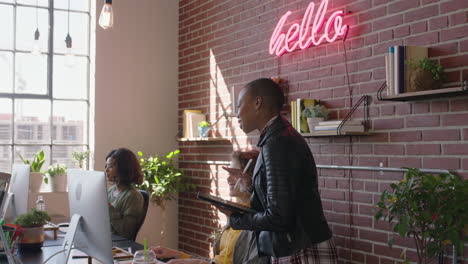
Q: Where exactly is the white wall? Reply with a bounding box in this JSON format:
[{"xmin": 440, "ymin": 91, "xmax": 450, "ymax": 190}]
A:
[{"xmin": 95, "ymin": 0, "xmax": 179, "ymax": 248}]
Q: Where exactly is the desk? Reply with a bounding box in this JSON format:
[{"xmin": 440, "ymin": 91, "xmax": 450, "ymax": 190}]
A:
[{"xmin": 0, "ymin": 234, "xmax": 142, "ymax": 264}]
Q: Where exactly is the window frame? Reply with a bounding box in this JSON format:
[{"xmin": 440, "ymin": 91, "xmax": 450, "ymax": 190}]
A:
[{"xmin": 0, "ymin": 0, "xmax": 94, "ymax": 171}]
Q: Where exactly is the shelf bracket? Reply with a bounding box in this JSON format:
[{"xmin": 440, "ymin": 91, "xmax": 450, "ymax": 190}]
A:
[
  {"xmin": 337, "ymin": 95, "xmax": 369, "ymax": 135},
  {"xmin": 376, "ymin": 81, "xmax": 387, "ymax": 101}
]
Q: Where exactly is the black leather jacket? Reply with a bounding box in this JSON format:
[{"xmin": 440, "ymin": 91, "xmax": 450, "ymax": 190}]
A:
[{"xmin": 230, "ymin": 115, "xmax": 332, "ymax": 258}]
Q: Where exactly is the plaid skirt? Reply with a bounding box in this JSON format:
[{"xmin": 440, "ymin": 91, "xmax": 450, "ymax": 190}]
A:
[{"xmin": 271, "ymin": 239, "xmax": 338, "ymax": 264}]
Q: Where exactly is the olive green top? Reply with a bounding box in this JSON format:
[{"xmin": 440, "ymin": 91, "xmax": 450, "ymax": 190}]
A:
[{"xmin": 107, "ymin": 185, "xmax": 144, "ymax": 240}]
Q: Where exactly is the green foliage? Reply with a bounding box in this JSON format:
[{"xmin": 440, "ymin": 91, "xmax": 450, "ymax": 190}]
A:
[
  {"xmin": 408, "ymin": 58, "xmax": 446, "ymax": 81},
  {"xmin": 137, "ymin": 150, "xmax": 194, "ymax": 207},
  {"xmin": 72, "ymin": 150, "xmax": 90, "ymax": 169},
  {"xmin": 44, "ymin": 163, "xmax": 67, "ymax": 184},
  {"xmin": 198, "ymin": 121, "xmax": 211, "ymax": 128},
  {"xmin": 19, "ymin": 150, "xmax": 45, "ymax": 172},
  {"xmin": 375, "ymin": 168, "xmax": 468, "ymax": 263},
  {"xmin": 302, "ymin": 104, "xmax": 329, "ymax": 119},
  {"xmin": 14, "ymin": 208, "xmax": 51, "ymax": 228}
]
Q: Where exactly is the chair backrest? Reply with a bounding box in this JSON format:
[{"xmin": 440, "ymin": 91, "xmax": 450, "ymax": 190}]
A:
[{"xmin": 133, "ymin": 190, "xmax": 150, "ymax": 241}]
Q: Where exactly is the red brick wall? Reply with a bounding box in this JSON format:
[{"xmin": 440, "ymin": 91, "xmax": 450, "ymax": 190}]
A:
[{"xmin": 177, "ymin": 0, "xmax": 468, "ymax": 263}]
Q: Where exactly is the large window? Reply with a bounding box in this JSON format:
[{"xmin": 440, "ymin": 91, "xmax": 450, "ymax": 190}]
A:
[{"xmin": 0, "ymin": 0, "xmax": 93, "ymax": 172}]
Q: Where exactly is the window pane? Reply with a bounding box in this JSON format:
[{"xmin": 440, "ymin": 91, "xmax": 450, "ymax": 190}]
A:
[
  {"xmin": 0, "ymin": 146, "xmax": 12, "ymax": 173},
  {"xmin": 54, "ymin": 11, "xmax": 89, "ymax": 55},
  {"xmin": 16, "ymin": 0, "xmax": 48, "ymax": 7},
  {"xmin": 0, "ymin": 52, "xmax": 13, "ymax": 93},
  {"xmin": 0, "ymin": 5, "xmax": 14, "ymax": 50},
  {"xmin": 13, "ymin": 145, "xmax": 50, "ymax": 169},
  {"xmin": 54, "ymin": 0, "xmax": 89, "ymax": 12},
  {"xmin": 0, "ymin": 99, "xmax": 12, "ymax": 144},
  {"xmin": 52, "ymin": 145, "xmax": 87, "ymax": 169},
  {"xmin": 15, "ymin": 53, "xmax": 48, "ymax": 94},
  {"xmin": 53, "ymin": 101, "xmax": 87, "ymax": 144},
  {"xmin": 53, "ymin": 56, "xmax": 88, "ymax": 99},
  {"xmin": 16, "ymin": 6, "xmax": 49, "ymax": 53},
  {"xmin": 15, "ymin": 99, "xmax": 51, "ymax": 144},
  {"xmin": 0, "ymin": 0, "xmax": 14, "ymax": 3}
]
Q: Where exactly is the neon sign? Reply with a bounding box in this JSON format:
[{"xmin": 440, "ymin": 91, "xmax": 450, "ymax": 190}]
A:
[{"xmin": 269, "ymin": 0, "xmax": 349, "ymax": 56}]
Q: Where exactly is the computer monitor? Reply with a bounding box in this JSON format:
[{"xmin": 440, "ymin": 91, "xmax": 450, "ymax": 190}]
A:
[
  {"xmin": 56, "ymin": 169, "xmax": 113, "ymax": 264},
  {"xmin": 4, "ymin": 164, "xmax": 30, "ymax": 222}
]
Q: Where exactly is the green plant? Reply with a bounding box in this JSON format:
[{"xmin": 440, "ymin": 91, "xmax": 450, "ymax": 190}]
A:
[
  {"xmin": 72, "ymin": 150, "xmax": 90, "ymax": 169},
  {"xmin": 198, "ymin": 121, "xmax": 211, "ymax": 128},
  {"xmin": 137, "ymin": 150, "xmax": 194, "ymax": 207},
  {"xmin": 375, "ymin": 168, "xmax": 468, "ymax": 264},
  {"xmin": 408, "ymin": 58, "xmax": 446, "ymax": 81},
  {"xmin": 302, "ymin": 104, "xmax": 329, "ymax": 119},
  {"xmin": 14, "ymin": 208, "xmax": 51, "ymax": 228},
  {"xmin": 44, "ymin": 163, "xmax": 67, "ymax": 184},
  {"xmin": 19, "ymin": 150, "xmax": 46, "ymax": 172}
]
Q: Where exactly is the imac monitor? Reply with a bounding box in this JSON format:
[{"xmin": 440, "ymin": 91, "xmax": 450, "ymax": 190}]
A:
[
  {"xmin": 57, "ymin": 169, "xmax": 113, "ymax": 264},
  {"xmin": 6, "ymin": 164, "xmax": 30, "ymax": 222}
]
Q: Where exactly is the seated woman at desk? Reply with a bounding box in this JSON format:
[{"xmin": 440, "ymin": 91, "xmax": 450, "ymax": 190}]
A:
[
  {"xmin": 151, "ymin": 150, "xmax": 267, "ymax": 264},
  {"xmin": 106, "ymin": 148, "xmax": 144, "ymax": 240}
]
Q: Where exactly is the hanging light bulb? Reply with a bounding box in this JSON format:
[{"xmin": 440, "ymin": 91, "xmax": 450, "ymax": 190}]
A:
[
  {"xmin": 31, "ymin": 0, "xmax": 40, "ymax": 55},
  {"xmin": 65, "ymin": 33, "xmax": 74, "ymax": 67},
  {"xmin": 99, "ymin": 0, "xmax": 114, "ymax": 30},
  {"xmin": 32, "ymin": 28, "xmax": 41, "ymax": 55}
]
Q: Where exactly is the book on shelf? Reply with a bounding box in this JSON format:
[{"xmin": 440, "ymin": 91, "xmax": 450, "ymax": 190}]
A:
[
  {"xmin": 314, "ymin": 125, "xmax": 365, "ymax": 132},
  {"xmin": 295, "ymin": 98, "xmax": 320, "ymax": 133},
  {"xmin": 386, "ymin": 46, "xmax": 428, "ymax": 96},
  {"xmin": 197, "ymin": 192, "xmax": 256, "ymax": 214},
  {"xmin": 318, "ymin": 120, "xmax": 362, "ymax": 126},
  {"xmin": 290, "ymin": 101, "xmax": 297, "ymax": 130}
]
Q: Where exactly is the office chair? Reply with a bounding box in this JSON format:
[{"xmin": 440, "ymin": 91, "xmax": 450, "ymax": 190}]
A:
[{"xmin": 133, "ymin": 190, "xmax": 150, "ymax": 241}]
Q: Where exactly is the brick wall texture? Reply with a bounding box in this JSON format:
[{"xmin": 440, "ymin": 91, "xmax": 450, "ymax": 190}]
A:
[{"xmin": 177, "ymin": 0, "xmax": 468, "ymax": 263}]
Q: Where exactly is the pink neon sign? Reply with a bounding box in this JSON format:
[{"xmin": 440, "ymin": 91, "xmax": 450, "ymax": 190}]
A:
[{"xmin": 269, "ymin": 0, "xmax": 349, "ymax": 56}]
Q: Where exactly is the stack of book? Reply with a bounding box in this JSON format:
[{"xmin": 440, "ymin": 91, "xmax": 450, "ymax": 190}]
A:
[
  {"xmin": 385, "ymin": 46, "xmax": 428, "ymax": 96},
  {"xmin": 313, "ymin": 120, "xmax": 364, "ymax": 134}
]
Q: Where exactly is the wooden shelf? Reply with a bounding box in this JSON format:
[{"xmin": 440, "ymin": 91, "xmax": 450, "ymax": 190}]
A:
[
  {"xmin": 378, "ymin": 83, "xmax": 468, "ymax": 101},
  {"xmin": 177, "ymin": 137, "xmax": 231, "ymax": 142},
  {"xmin": 301, "ymin": 131, "xmax": 372, "ymax": 137}
]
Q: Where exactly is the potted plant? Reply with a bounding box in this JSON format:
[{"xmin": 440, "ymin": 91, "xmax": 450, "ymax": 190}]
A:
[
  {"xmin": 14, "ymin": 209, "xmax": 51, "ymax": 251},
  {"xmin": 137, "ymin": 150, "xmax": 194, "ymax": 245},
  {"xmin": 44, "ymin": 164, "xmax": 67, "ymax": 192},
  {"xmin": 375, "ymin": 168, "xmax": 468, "ymax": 264},
  {"xmin": 302, "ymin": 104, "xmax": 329, "ymax": 132},
  {"xmin": 407, "ymin": 58, "xmax": 446, "ymax": 92},
  {"xmin": 19, "ymin": 150, "xmax": 46, "ymax": 193},
  {"xmin": 198, "ymin": 121, "xmax": 211, "ymax": 138},
  {"xmin": 71, "ymin": 150, "xmax": 90, "ymax": 169}
]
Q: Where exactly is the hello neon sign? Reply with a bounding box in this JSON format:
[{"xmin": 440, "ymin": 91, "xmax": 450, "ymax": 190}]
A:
[{"xmin": 269, "ymin": 0, "xmax": 349, "ymax": 56}]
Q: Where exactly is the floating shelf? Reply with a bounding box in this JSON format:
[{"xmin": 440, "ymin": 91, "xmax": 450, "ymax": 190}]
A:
[
  {"xmin": 177, "ymin": 137, "xmax": 231, "ymax": 142},
  {"xmin": 377, "ymin": 81, "xmax": 468, "ymax": 101},
  {"xmin": 301, "ymin": 131, "xmax": 372, "ymax": 137}
]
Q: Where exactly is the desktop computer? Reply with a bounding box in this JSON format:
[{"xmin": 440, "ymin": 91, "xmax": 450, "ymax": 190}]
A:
[
  {"xmin": 55, "ymin": 169, "xmax": 114, "ymax": 264},
  {"xmin": 3, "ymin": 164, "xmax": 30, "ymax": 222}
]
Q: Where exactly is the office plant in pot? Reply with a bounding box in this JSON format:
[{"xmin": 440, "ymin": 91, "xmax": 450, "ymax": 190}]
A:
[
  {"xmin": 44, "ymin": 164, "xmax": 67, "ymax": 192},
  {"xmin": 408, "ymin": 58, "xmax": 446, "ymax": 92},
  {"xmin": 302, "ymin": 104, "xmax": 329, "ymax": 133},
  {"xmin": 198, "ymin": 121, "xmax": 211, "ymax": 138},
  {"xmin": 72, "ymin": 150, "xmax": 90, "ymax": 169},
  {"xmin": 137, "ymin": 150, "xmax": 194, "ymax": 245},
  {"xmin": 375, "ymin": 168, "xmax": 468, "ymax": 264},
  {"xmin": 14, "ymin": 209, "xmax": 51, "ymax": 251},
  {"xmin": 19, "ymin": 150, "xmax": 46, "ymax": 193}
]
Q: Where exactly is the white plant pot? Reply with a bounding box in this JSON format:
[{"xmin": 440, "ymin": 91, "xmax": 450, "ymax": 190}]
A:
[
  {"xmin": 29, "ymin": 172, "xmax": 44, "ymax": 193},
  {"xmin": 49, "ymin": 174, "xmax": 67, "ymax": 192},
  {"xmin": 306, "ymin": 117, "xmax": 324, "ymax": 132}
]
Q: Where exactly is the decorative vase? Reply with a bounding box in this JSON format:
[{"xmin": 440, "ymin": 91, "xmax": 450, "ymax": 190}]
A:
[
  {"xmin": 18, "ymin": 226, "xmax": 44, "ymax": 251},
  {"xmin": 29, "ymin": 172, "xmax": 44, "ymax": 193},
  {"xmin": 49, "ymin": 174, "xmax": 67, "ymax": 192},
  {"xmin": 306, "ymin": 117, "xmax": 324, "ymax": 133},
  {"xmin": 409, "ymin": 68, "xmax": 443, "ymax": 92},
  {"xmin": 198, "ymin": 126, "xmax": 209, "ymax": 138}
]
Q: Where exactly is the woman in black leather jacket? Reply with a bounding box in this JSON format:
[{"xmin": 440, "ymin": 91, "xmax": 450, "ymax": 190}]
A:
[{"xmin": 227, "ymin": 78, "xmax": 337, "ymax": 263}]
